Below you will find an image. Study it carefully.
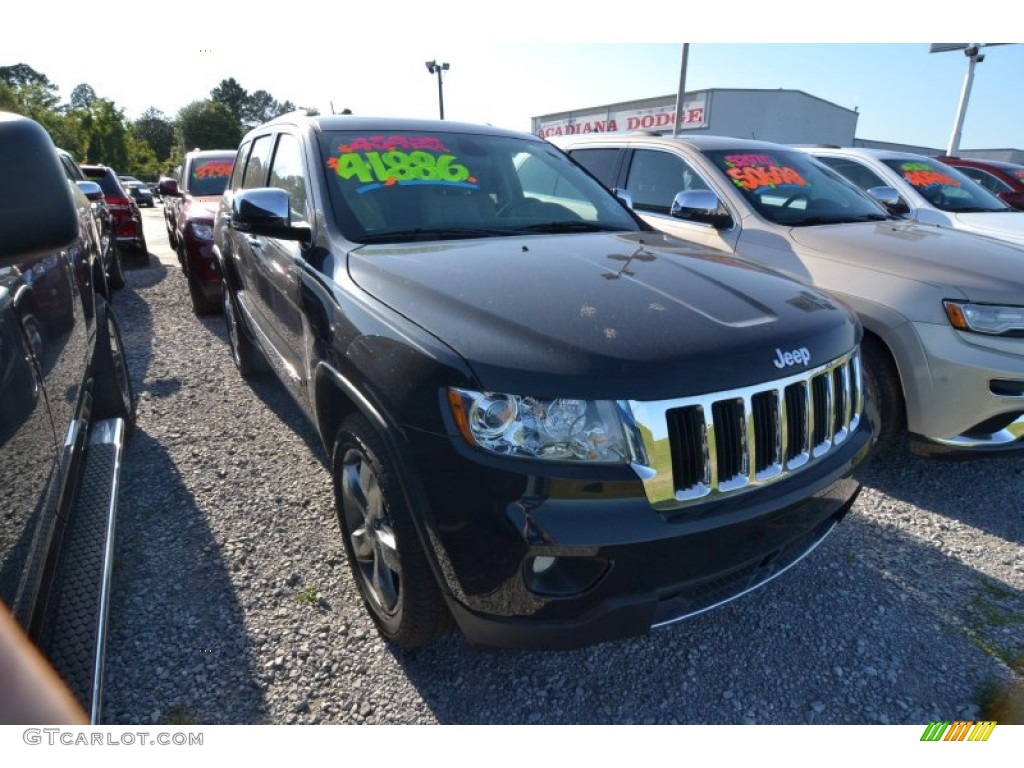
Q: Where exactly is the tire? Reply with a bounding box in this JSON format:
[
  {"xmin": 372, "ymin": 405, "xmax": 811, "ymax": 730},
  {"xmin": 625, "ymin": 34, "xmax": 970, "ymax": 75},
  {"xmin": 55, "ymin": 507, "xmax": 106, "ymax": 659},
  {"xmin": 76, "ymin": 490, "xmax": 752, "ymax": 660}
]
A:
[
  {"xmin": 332, "ymin": 415, "xmax": 450, "ymax": 648},
  {"xmin": 222, "ymin": 281, "xmax": 267, "ymax": 376},
  {"xmin": 91, "ymin": 298, "xmax": 135, "ymax": 434},
  {"xmin": 861, "ymin": 335, "xmax": 905, "ymax": 453},
  {"xmin": 134, "ymin": 236, "xmax": 149, "ymax": 267},
  {"xmin": 185, "ymin": 261, "xmax": 220, "ymax": 316},
  {"xmin": 20, "ymin": 311, "xmax": 44, "ymax": 361},
  {"xmin": 106, "ymin": 242, "xmax": 126, "ymax": 290}
]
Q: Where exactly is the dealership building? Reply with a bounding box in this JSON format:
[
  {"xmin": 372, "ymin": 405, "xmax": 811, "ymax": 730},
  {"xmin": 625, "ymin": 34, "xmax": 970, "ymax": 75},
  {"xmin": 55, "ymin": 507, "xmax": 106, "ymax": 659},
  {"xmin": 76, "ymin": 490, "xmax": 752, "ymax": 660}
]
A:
[{"xmin": 532, "ymin": 88, "xmax": 1023, "ymax": 163}]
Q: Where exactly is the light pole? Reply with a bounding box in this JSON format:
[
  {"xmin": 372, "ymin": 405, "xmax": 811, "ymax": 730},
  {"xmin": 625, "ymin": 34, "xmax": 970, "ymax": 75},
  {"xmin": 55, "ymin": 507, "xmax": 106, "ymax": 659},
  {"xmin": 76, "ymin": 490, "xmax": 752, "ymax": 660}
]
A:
[{"xmin": 425, "ymin": 60, "xmax": 449, "ymax": 120}]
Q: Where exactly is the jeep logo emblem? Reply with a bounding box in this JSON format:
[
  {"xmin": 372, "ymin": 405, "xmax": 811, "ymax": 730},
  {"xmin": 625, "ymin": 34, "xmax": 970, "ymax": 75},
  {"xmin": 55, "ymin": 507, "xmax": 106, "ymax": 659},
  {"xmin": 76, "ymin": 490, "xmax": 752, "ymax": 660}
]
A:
[{"xmin": 773, "ymin": 347, "xmax": 811, "ymax": 369}]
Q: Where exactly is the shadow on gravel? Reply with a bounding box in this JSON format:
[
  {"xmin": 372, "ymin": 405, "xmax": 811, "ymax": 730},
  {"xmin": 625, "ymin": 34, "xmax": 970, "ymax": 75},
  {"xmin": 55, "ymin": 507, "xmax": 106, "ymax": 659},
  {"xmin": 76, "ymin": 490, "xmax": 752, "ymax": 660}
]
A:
[
  {"xmin": 109, "ymin": 264, "xmax": 167, "ymax": 395},
  {"xmin": 103, "ymin": 428, "xmax": 264, "ymax": 724},
  {"xmin": 856, "ymin": 441, "xmax": 1023, "ymax": 549},
  {"xmin": 198, "ymin": 316, "xmax": 330, "ymax": 469},
  {"xmin": 388, "ymin": 501, "xmax": 1022, "ymax": 725}
]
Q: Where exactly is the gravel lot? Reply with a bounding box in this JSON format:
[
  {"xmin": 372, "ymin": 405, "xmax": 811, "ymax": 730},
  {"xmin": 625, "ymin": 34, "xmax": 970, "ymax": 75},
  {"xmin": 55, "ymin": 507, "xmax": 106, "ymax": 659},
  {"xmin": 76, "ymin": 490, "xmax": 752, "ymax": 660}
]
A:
[{"xmin": 100, "ymin": 210, "xmax": 1023, "ymax": 725}]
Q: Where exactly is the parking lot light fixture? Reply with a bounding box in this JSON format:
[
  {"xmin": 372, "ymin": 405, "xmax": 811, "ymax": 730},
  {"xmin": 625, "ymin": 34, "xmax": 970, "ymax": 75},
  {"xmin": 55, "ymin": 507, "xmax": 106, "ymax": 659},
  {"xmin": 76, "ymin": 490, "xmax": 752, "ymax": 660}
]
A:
[{"xmin": 425, "ymin": 60, "xmax": 450, "ymax": 120}]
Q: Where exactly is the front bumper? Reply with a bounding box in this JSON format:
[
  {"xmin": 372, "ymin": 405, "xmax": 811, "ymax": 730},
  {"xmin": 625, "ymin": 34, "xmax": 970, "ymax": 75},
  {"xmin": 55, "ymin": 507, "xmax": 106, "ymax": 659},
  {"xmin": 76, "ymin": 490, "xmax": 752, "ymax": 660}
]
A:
[
  {"xmin": 403, "ymin": 417, "xmax": 872, "ymax": 650},
  {"xmin": 901, "ymin": 322, "xmax": 1024, "ymax": 455},
  {"xmin": 182, "ymin": 229, "xmax": 223, "ymax": 297}
]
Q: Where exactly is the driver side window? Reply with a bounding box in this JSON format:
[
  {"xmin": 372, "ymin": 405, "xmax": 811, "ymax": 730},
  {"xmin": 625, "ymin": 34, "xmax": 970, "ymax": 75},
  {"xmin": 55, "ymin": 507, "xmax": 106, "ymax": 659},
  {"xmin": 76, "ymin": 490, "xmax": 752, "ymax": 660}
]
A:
[{"xmin": 625, "ymin": 149, "xmax": 708, "ymax": 215}]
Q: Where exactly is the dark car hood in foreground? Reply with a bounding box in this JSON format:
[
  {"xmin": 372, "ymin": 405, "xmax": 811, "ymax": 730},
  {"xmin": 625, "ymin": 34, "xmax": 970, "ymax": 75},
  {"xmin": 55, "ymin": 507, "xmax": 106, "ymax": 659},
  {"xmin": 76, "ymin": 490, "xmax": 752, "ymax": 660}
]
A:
[{"xmin": 348, "ymin": 232, "xmax": 857, "ymax": 399}]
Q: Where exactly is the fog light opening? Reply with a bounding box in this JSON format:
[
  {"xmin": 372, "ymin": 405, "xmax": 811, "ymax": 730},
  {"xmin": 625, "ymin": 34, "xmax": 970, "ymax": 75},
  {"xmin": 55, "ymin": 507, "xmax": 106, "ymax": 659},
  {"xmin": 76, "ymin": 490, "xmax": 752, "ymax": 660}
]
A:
[
  {"xmin": 523, "ymin": 555, "xmax": 610, "ymax": 597},
  {"xmin": 531, "ymin": 556, "xmax": 557, "ymax": 575}
]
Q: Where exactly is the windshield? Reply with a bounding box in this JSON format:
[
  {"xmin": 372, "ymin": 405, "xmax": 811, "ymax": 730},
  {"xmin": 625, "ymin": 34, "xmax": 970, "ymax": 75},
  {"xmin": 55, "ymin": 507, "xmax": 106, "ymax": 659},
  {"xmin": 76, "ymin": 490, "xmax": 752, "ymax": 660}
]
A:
[
  {"xmin": 880, "ymin": 157, "xmax": 1010, "ymax": 213},
  {"xmin": 318, "ymin": 130, "xmax": 642, "ymax": 243},
  {"xmin": 187, "ymin": 155, "xmax": 235, "ymax": 196},
  {"xmin": 701, "ymin": 148, "xmax": 890, "ymax": 226}
]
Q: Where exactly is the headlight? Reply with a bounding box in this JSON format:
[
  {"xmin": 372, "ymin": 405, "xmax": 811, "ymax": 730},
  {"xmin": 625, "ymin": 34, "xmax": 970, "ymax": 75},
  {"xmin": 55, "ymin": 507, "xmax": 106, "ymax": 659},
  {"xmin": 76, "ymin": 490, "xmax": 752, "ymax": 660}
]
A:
[
  {"xmin": 191, "ymin": 222, "xmax": 215, "ymax": 240},
  {"xmin": 447, "ymin": 388, "xmax": 631, "ymax": 464},
  {"xmin": 944, "ymin": 301, "xmax": 1024, "ymax": 335}
]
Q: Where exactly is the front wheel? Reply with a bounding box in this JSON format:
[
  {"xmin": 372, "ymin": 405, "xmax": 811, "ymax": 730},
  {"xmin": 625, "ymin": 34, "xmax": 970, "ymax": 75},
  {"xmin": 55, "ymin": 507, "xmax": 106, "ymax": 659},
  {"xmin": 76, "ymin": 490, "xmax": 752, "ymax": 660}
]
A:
[
  {"xmin": 861, "ymin": 336, "xmax": 904, "ymax": 453},
  {"xmin": 222, "ymin": 283, "xmax": 267, "ymax": 376},
  {"xmin": 332, "ymin": 415, "xmax": 450, "ymax": 648},
  {"xmin": 106, "ymin": 242, "xmax": 126, "ymax": 290}
]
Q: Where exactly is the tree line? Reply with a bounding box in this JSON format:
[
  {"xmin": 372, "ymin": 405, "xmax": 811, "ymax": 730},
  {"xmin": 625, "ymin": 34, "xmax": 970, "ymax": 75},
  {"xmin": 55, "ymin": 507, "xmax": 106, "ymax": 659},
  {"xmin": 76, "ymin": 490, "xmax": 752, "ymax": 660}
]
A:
[{"xmin": 0, "ymin": 64, "xmax": 296, "ymax": 180}]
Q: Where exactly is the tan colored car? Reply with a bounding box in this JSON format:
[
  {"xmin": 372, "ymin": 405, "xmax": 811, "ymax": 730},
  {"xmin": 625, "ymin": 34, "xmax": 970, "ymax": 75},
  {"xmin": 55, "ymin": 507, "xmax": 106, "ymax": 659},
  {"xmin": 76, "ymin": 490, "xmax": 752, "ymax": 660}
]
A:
[{"xmin": 553, "ymin": 133, "xmax": 1024, "ymax": 456}]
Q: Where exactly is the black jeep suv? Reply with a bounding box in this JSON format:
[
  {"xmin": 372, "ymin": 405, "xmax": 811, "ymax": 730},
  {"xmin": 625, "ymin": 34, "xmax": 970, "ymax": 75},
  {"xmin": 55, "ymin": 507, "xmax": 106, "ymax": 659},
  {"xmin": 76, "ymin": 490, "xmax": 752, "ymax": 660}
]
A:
[
  {"xmin": 214, "ymin": 115, "xmax": 873, "ymax": 650},
  {"xmin": 0, "ymin": 113, "xmax": 135, "ymax": 721}
]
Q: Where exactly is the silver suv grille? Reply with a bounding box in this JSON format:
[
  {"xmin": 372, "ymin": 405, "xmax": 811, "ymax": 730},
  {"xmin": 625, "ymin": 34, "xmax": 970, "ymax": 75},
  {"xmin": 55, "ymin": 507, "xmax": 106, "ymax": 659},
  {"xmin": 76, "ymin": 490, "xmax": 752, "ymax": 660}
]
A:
[{"xmin": 626, "ymin": 350, "xmax": 862, "ymax": 510}]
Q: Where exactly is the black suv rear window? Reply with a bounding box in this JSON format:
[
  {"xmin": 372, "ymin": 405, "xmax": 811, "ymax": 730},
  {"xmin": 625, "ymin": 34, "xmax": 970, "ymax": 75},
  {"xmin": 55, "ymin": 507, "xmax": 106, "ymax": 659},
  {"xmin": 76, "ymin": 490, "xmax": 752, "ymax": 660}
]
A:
[{"xmin": 81, "ymin": 166, "xmax": 124, "ymax": 196}]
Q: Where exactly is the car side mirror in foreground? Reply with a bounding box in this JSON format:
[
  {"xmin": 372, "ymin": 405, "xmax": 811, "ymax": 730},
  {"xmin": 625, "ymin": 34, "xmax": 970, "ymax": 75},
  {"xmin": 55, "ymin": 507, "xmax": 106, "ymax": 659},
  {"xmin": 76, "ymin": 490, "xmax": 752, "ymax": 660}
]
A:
[
  {"xmin": 0, "ymin": 112, "xmax": 79, "ymax": 266},
  {"xmin": 230, "ymin": 188, "xmax": 311, "ymax": 243}
]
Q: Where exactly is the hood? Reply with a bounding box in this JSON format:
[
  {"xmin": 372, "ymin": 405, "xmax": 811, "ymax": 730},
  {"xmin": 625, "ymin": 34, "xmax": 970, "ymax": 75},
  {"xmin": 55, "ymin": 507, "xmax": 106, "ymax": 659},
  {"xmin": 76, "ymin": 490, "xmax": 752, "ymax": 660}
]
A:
[
  {"xmin": 182, "ymin": 196, "xmax": 221, "ymax": 220},
  {"xmin": 348, "ymin": 232, "xmax": 858, "ymax": 400},
  {"xmin": 951, "ymin": 210, "xmax": 1024, "ymax": 246},
  {"xmin": 788, "ymin": 220, "xmax": 1024, "ymax": 302}
]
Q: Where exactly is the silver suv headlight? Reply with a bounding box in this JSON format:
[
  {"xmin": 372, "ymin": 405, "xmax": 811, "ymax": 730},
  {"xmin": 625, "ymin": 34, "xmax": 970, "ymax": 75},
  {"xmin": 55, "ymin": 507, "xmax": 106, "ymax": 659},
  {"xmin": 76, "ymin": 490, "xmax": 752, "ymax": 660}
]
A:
[
  {"xmin": 447, "ymin": 388, "xmax": 631, "ymax": 463},
  {"xmin": 944, "ymin": 300, "xmax": 1024, "ymax": 335}
]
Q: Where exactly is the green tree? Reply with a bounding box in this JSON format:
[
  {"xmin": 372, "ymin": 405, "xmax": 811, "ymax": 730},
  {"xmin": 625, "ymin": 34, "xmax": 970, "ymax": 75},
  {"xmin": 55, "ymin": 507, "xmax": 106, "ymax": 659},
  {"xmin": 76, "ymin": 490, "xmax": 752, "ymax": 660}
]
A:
[
  {"xmin": 79, "ymin": 98, "xmax": 130, "ymax": 168},
  {"xmin": 177, "ymin": 100, "xmax": 241, "ymax": 151},
  {"xmin": 132, "ymin": 107, "xmax": 175, "ymax": 162},
  {"xmin": 70, "ymin": 83, "xmax": 98, "ymax": 110},
  {"xmin": 125, "ymin": 133, "xmax": 160, "ymax": 178},
  {"xmin": 210, "ymin": 77, "xmax": 248, "ymax": 125},
  {"xmin": 244, "ymin": 89, "xmax": 295, "ymax": 128}
]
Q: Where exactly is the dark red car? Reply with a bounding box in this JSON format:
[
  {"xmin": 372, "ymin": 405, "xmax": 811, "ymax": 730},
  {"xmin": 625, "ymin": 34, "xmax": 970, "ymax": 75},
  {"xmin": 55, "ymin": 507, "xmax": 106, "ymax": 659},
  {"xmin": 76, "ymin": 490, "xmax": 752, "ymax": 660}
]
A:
[
  {"xmin": 938, "ymin": 156, "xmax": 1024, "ymax": 210},
  {"xmin": 159, "ymin": 150, "xmax": 235, "ymax": 314},
  {"xmin": 80, "ymin": 164, "xmax": 149, "ymax": 263}
]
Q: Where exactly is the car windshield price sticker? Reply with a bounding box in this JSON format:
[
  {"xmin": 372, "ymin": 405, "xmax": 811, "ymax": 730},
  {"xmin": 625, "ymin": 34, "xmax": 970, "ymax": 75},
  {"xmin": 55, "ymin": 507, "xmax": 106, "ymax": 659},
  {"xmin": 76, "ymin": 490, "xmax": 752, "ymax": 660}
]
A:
[
  {"xmin": 328, "ymin": 135, "xmax": 478, "ymax": 193},
  {"xmin": 899, "ymin": 162, "xmax": 960, "ymax": 188},
  {"xmin": 193, "ymin": 160, "xmax": 233, "ymax": 179},
  {"xmin": 722, "ymin": 154, "xmax": 809, "ymax": 191}
]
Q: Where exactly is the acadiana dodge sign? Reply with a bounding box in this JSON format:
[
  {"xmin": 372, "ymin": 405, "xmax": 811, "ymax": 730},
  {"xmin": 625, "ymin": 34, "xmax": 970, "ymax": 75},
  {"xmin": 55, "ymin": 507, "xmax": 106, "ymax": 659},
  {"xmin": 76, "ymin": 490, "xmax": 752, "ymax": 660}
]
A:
[{"xmin": 534, "ymin": 95, "xmax": 708, "ymax": 138}]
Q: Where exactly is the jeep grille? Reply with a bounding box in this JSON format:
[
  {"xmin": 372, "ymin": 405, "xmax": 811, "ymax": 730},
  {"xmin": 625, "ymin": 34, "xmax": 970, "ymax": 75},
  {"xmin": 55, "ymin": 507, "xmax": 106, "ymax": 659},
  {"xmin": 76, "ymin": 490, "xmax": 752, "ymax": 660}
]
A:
[{"xmin": 627, "ymin": 350, "xmax": 862, "ymax": 510}]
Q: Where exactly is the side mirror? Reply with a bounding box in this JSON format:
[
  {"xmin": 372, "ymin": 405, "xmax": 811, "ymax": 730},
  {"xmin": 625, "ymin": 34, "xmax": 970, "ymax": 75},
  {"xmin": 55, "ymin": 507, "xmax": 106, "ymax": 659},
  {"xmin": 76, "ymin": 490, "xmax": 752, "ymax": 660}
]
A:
[
  {"xmin": 0, "ymin": 113, "xmax": 79, "ymax": 265},
  {"xmin": 613, "ymin": 188, "xmax": 633, "ymax": 209},
  {"xmin": 158, "ymin": 178, "xmax": 180, "ymax": 197},
  {"xmin": 669, "ymin": 190, "xmax": 732, "ymax": 229},
  {"xmin": 867, "ymin": 186, "xmax": 909, "ymax": 215},
  {"xmin": 230, "ymin": 188, "xmax": 310, "ymax": 243}
]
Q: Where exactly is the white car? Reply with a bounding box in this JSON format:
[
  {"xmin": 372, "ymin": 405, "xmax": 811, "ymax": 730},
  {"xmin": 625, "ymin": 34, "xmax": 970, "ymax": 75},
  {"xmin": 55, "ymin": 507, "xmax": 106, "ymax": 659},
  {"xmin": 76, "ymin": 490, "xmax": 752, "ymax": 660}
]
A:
[{"xmin": 799, "ymin": 147, "xmax": 1024, "ymax": 247}]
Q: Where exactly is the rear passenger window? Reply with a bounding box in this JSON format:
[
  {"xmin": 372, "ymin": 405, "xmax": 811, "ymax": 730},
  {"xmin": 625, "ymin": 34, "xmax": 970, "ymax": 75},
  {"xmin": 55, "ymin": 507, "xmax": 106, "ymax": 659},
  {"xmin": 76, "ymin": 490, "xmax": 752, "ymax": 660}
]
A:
[
  {"xmin": 242, "ymin": 135, "xmax": 274, "ymax": 189},
  {"xmin": 815, "ymin": 157, "xmax": 888, "ymax": 193},
  {"xmin": 569, "ymin": 148, "xmax": 619, "ymax": 188}
]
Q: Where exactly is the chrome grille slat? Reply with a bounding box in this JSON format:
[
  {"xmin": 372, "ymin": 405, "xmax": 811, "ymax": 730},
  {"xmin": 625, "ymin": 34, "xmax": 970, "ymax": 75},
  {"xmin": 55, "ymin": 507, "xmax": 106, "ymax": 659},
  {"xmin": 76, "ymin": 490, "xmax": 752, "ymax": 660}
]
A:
[{"xmin": 627, "ymin": 350, "xmax": 862, "ymax": 511}]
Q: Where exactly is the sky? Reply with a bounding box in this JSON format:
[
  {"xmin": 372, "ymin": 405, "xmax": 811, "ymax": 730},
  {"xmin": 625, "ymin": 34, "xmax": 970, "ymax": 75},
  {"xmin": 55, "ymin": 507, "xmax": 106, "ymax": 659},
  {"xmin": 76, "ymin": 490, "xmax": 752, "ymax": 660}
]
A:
[{"xmin": 2, "ymin": 5, "xmax": 1021, "ymax": 152}]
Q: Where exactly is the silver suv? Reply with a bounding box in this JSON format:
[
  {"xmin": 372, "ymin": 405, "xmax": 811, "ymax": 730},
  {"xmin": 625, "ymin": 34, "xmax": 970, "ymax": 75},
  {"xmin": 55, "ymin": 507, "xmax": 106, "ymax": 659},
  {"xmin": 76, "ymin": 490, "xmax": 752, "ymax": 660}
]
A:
[{"xmin": 553, "ymin": 133, "xmax": 1024, "ymax": 456}]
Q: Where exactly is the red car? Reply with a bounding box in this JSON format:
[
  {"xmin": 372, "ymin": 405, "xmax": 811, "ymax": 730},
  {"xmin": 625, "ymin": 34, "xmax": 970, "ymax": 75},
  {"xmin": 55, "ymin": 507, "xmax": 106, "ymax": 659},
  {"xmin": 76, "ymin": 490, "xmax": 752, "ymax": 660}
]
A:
[
  {"xmin": 938, "ymin": 156, "xmax": 1024, "ymax": 210},
  {"xmin": 80, "ymin": 164, "xmax": 149, "ymax": 264},
  {"xmin": 159, "ymin": 150, "xmax": 235, "ymax": 315}
]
